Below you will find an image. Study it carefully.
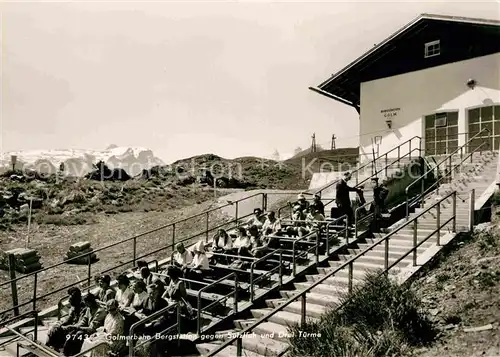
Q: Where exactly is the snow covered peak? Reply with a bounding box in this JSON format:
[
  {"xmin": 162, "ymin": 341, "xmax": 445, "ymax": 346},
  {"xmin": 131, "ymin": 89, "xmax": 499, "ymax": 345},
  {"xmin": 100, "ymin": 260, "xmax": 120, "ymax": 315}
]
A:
[{"xmin": 0, "ymin": 146, "xmax": 165, "ymax": 177}]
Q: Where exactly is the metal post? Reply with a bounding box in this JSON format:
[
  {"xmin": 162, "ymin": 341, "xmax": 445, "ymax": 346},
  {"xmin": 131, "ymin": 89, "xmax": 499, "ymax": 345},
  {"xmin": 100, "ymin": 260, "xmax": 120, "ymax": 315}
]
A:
[
  {"xmin": 460, "ymin": 146, "xmax": 463, "ymax": 162},
  {"xmin": 384, "ymin": 239, "xmax": 389, "ymax": 271},
  {"xmin": 279, "ymin": 251, "xmax": 283, "ymax": 287},
  {"xmin": 385, "ymin": 153, "xmax": 388, "ymax": 177},
  {"xmin": 234, "ymin": 274, "xmax": 238, "ymax": 314},
  {"xmin": 250, "ymin": 264, "xmax": 255, "ymax": 301},
  {"xmin": 452, "ymin": 192, "xmax": 457, "ymax": 233},
  {"xmin": 87, "ymin": 255, "xmax": 92, "ymax": 292},
  {"xmin": 205, "ymin": 212, "xmax": 209, "ymax": 243},
  {"xmin": 8, "ymin": 255, "xmax": 19, "ymax": 316},
  {"xmin": 348, "ymin": 261, "xmax": 353, "ymax": 294},
  {"xmin": 397, "ymin": 146, "xmax": 401, "ymax": 168},
  {"xmin": 263, "ymin": 193, "xmax": 268, "ymax": 212},
  {"xmin": 197, "ymin": 293, "xmax": 202, "ymax": 336},
  {"xmin": 345, "ymin": 219, "xmax": 349, "ymax": 245},
  {"xmin": 133, "ymin": 237, "xmax": 137, "ymax": 267},
  {"xmin": 177, "ymin": 304, "xmax": 181, "ymax": 348},
  {"xmin": 34, "ymin": 311, "xmax": 38, "ymax": 342},
  {"xmin": 436, "ymin": 203, "xmax": 441, "ymax": 246},
  {"xmin": 235, "ymin": 201, "xmax": 239, "ymax": 226},
  {"xmin": 236, "ymin": 337, "xmax": 243, "ymax": 357},
  {"xmin": 469, "ymin": 189, "xmax": 475, "ymax": 231},
  {"xmin": 412, "ymin": 219, "xmax": 417, "ymax": 266},
  {"xmin": 172, "ymin": 223, "xmax": 176, "ymax": 251},
  {"xmin": 448, "ymin": 156, "xmax": 452, "ymax": 181},
  {"xmin": 409, "ymin": 141, "xmax": 412, "ymax": 160},
  {"xmin": 26, "ymin": 199, "xmax": 33, "ymax": 248},
  {"xmin": 33, "ymin": 273, "xmax": 38, "ymax": 311},
  {"xmin": 301, "ymin": 295, "xmax": 306, "ymax": 327},
  {"xmin": 315, "ymin": 232, "xmax": 319, "ymax": 263}
]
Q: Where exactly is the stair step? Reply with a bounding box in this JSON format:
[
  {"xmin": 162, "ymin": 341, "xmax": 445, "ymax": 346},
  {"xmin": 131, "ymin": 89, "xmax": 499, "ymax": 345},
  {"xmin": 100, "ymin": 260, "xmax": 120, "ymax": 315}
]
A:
[
  {"xmin": 196, "ymin": 342, "xmax": 267, "ymax": 357},
  {"xmin": 293, "ymin": 282, "xmax": 349, "ymax": 297},
  {"xmin": 305, "ymin": 274, "xmax": 362, "ymax": 288},
  {"xmin": 236, "ymin": 320, "xmax": 292, "ymax": 342},
  {"xmin": 265, "ymin": 298, "xmax": 328, "ymax": 318},
  {"xmin": 251, "ymin": 308, "xmax": 318, "ymax": 327},
  {"xmin": 280, "ymin": 289, "xmax": 341, "ymax": 306}
]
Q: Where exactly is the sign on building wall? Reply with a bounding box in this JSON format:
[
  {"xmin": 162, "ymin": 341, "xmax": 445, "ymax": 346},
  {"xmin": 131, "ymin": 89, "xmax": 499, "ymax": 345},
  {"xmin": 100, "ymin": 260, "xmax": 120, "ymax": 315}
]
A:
[{"xmin": 381, "ymin": 108, "xmax": 401, "ymax": 118}]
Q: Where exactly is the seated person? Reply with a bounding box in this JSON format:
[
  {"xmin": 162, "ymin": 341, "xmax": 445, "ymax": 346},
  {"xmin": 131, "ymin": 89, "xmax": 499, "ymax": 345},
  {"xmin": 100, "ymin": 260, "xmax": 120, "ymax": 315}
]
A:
[
  {"xmin": 185, "ymin": 241, "xmax": 211, "ymax": 284},
  {"xmin": 171, "ymin": 243, "xmax": 193, "ymax": 272},
  {"xmin": 262, "ymin": 211, "xmax": 282, "ymax": 236},
  {"xmin": 288, "ymin": 193, "xmax": 310, "ymax": 213},
  {"xmin": 162, "ymin": 266, "xmax": 194, "ymax": 318},
  {"xmin": 245, "ymin": 208, "xmax": 267, "ymax": 229},
  {"xmin": 248, "ymin": 225, "xmax": 270, "ymax": 258},
  {"xmin": 115, "ymin": 274, "xmax": 134, "ymax": 309},
  {"xmin": 81, "ymin": 299, "xmax": 125, "ymax": 357},
  {"xmin": 131, "ymin": 260, "xmax": 149, "ymax": 280},
  {"xmin": 212, "ymin": 228, "xmax": 233, "ymax": 252},
  {"xmin": 96, "ymin": 274, "xmax": 116, "ymax": 304},
  {"xmin": 133, "ymin": 283, "xmax": 169, "ymax": 336},
  {"xmin": 130, "ymin": 281, "xmax": 149, "ymax": 311},
  {"xmin": 305, "ymin": 206, "xmax": 327, "ymax": 241},
  {"xmin": 232, "ymin": 227, "xmax": 252, "ymax": 257},
  {"xmin": 140, "ymin": 266, "xmax": 156, "ymax": 286},
  {"xmin": 286, "ymin": 205, "xmax": 309, "ymax": 237},
  {"xmin": 62, "ymin": 293, "xmax": 107, "ymax": 356},
  {"xmin": 46, "ymin": 287, "xmax": 85, "ymax": 351},
  {"xmin": 310, "ymin": 193, "xmax": 325, "ymax": 216}
]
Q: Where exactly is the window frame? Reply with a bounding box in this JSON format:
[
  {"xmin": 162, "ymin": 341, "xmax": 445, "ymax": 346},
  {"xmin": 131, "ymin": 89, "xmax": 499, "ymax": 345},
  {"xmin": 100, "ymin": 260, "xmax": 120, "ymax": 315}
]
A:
[{"xmin": 424, "ymin": 40, "xmax": 441, "ymax": 58}]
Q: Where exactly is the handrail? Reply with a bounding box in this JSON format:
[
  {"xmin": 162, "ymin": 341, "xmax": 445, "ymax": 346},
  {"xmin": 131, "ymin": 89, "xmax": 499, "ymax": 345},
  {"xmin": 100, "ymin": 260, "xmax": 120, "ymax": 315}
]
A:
[
  {"xmin": 408, "ymin": 141, "xmax": 488, "ymax": 211},
  {"xmin": 4, "ymin": 325, "xmax": 61, "ymax": 357},
  {"xmin": 313, "ymin": 136, "xmax": 421, "ymax": 196},
  {"xmin": 197, "ymin": 273, "xmax": 238, "ymax": 335},
  {"xmin": 250, "ymin": 249, "xmax": 283, "ymax": 301},
  {"xmin": 128, "ymin": 303, "xmax": 180, "ymax": 357},
  {"xmin": 292, "ymin": 229, "xmax": 322, "ymax": 276},
  {"xmin": 1, "ymin": 199, "xmax": 259, "ymax": 317},
  {"xmin": 150, "ymin": 272, "xmax": 211, "ymax": 286},
  {"xmin": 326, "ymin": 215, "xmax": 348, "ymax": 251},
  {"xmin": 405, "ymin": 128, "xmax": 490, "ymax": 218},
  {"xmin": 207, "ymin": 190, "xmax": 457, "ymax": 356},
  {"xmin": 354, "ymin": 200, "xmax": 374, "ymax": 238}
]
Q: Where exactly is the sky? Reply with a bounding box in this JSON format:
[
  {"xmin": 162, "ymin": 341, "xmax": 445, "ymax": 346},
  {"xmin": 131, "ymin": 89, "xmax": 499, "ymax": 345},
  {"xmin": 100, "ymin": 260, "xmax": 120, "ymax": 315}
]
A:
[{"xmin": 1, "ymin": 0, "xmax": 499, "ymax": 163}]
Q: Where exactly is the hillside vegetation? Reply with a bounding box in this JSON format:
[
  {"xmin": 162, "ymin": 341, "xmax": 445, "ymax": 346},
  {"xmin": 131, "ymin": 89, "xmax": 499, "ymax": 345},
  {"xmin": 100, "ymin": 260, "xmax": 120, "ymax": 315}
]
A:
[{"xmin": 0, "ymin": 149, "xmax": 357, "ymax": 230}]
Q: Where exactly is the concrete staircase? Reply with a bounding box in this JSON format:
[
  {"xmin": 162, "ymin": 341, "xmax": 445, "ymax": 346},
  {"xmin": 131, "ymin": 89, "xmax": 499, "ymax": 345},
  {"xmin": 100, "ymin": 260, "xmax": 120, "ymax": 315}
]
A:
[{"xmin": 198, "ymin": 151, "xmax": 498, "ymax": 357}]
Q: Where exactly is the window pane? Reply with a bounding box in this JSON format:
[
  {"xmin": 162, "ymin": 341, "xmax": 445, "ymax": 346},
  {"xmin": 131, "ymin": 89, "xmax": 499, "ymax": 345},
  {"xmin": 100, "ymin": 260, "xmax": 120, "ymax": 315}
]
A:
[
  {"xmin": 425, "ymin": 129, "xmax": 435, "ymax": 140},
  {"xmin": 447, "ymin": 111, "xmax": 458, "ymax": 126},
  {"xmin": 448, "ymin": 140, "xmax": 458, "ymax": 152},
  {"xmin": 481, "ymin": 106, "xmax": 493, "ymax": 121},
  {"xmin": 469, "ymin": 123, "xmax": 480, "ymax": 135},
  {"xmin": 436, "ymin": 127, "xmax": 446, "ymax": 140},
  {"xmin": 425, "ymin": 115, "xmax": 435, "ymax": 128},
  {"xmin": 469, "ymin": 108, "xmax": 480, "ymax": 124},
  {"xmin": 494, "ymin": 106, "xmax": 500, "ymax": 120},
  {"xmin": 436, "ymin": 142, "xmax": 446, "ymax": 155},
  {"xmin": 494, "ymin": 122, "xmax": 500, "ymax": 136},
  {"xmin": 481, "ymin": 122, "xmax": 493, "ymax": 134},
  {"xmin": 447, "ymin": 126, "xmax": 458, "ymax": 136},
  {"xmin": 495, "ymin": 138, "xmax": 500, "ymax": 150},
  {"xmin": 469, "ymin": 138, "xmax": 482, "ymax": 152},
  {"xmin": 425, "ymin": 141, "xmax": 435, "ymax": 155}
]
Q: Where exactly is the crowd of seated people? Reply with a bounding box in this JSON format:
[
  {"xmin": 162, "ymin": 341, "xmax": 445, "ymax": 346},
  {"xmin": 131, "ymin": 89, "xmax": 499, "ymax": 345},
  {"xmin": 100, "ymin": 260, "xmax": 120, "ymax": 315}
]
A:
[{"xmin": 45, "ymin": 195, "xmax": 326, "ymax": 356}]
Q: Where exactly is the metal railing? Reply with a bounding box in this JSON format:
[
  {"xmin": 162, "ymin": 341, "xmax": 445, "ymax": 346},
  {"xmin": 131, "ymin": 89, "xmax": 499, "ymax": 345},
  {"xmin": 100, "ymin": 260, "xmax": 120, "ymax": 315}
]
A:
[
  {"xmin": 3, "ymin": 325, "xmax": 61, "ymax": 357},
  {"xmin": 197, "ymin": 273, "xmax": 238, "ymax": 335},
  {"xmin": 249, "ymin": 249, "xmax": 284, "ymax": 301},
  {"xmin": 405, "ymin": 128, "xmax": 490, "ymax": 218},
  {"xmin": 129, "ymin": 303, "xmax": 181, "ymax": 357},
  {"xmin": 1, "ymin": 192, "xmax": 269, "ymax": 318},
  {"xmin": 0, "ymin": 310, "xmax": 41, "ymax": 350},
  {"xmin": 206, "ymin": 190, "xmax": 461, "ymax": 357}
]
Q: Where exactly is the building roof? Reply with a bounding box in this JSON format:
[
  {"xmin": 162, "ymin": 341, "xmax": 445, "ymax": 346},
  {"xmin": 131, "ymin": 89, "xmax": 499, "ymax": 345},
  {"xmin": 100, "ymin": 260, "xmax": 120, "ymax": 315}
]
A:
[{"xmin": 311, "ymin": 13, "xmax": 500, "ymax": 111}]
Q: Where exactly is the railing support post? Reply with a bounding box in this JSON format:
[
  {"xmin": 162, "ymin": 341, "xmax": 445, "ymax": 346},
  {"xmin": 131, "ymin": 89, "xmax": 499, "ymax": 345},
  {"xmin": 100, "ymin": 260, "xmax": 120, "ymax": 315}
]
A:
[
  {"xmin": 234, "ymin": 274, "xmax": 238, "ymax": 314},
  {"xmin": 384, "ymin": 238, "xmax": 389, "ymax": 271},
  {"xmin": 8, "ymin": 255, "xmax": 19, "ymax": 316},
  {"xmin": 452, "ymin": 191, "xmax": 457, "ymax": 233},
  {"xmin": 205, "ymin": 212, "xmax": 209, "ymax": 243},
  {"xmin": 250, "ymin": 264, "xmax": 255, "ymax": 302},
  {"xmin": 236, "ymin": 336, "xmax": 243, "ymax": 357},
  {"xmin": 87, "ymin": 253, "xmax": 92, "ymax": 292},
  {"xmin": 397, "ymin": 146, "xmax": 401, "ymax": 168},
  {"xmin": 279, "ymin": 251, "xmax": 283, "ymax": 287},
  {"xmin": 33, "ymin": 273, "xmax": 38, "ymax": 311},
  {"xmin": 235, "ymin": 201, "xmax": 239, "ymax": 226},
  {"xmin": 412, "ymin": 219, "xmax": 418, "ymax": 266},
  {"xmin": 132, "ymin": 237, "xmax": 137, "ymax": 267},
  {"xmin": 300, "ymin": 295, "xmax": 306, "ymax": 327},
  {"xmin": 469, "ymin": 189, "xmax": 475, "ymax": 231},
  {"xmin": 172, "ymin": 223, "xmax": 176, "ymax": 252},
  {"xmin": 315, "ymin": 232, "xmax": 319, "ymax": 264},
  {"xmin": 436, "ymin": 203, "xmax": 441, "ymax": 246},
  {"xmin": 348, "ymin": 261, "xmax": 353, "ymax": 294},
  {"xmin": 385, "ymin": 154, "xmax": 388, "ymax": 177}
]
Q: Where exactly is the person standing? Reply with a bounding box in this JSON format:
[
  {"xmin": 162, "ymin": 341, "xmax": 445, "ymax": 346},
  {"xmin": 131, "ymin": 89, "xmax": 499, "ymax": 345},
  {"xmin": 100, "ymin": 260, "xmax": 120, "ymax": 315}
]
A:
[
  {"xmin": 335, "ymin": 172, "xmax": 362, "ymax": 227},
  {"xmin": 370, "ymin": 177, "xmax": 389, "ymax": 232}
]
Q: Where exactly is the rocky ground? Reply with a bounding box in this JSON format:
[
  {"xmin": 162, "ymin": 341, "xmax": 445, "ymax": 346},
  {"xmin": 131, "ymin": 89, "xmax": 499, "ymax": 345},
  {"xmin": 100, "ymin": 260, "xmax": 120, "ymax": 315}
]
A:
[{"xmin": 408, "ymin": 213, "xmax": 500, "ymax": 357}]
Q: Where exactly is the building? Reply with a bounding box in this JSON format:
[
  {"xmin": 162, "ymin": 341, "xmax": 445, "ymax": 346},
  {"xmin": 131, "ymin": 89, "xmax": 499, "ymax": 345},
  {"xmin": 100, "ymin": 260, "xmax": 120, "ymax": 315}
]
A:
[{"xmin": 311, "ymin": 14, "xmax": 500, "ymax": 161}]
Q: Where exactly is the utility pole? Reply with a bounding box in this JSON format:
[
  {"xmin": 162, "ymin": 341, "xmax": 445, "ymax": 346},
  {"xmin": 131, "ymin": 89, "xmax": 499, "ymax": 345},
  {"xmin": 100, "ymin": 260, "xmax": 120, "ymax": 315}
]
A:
[
  {"xmin": 311, "ymin": 133, "xmax": 317, "ymax": 153},
  {"xmin": 331, "ymin": 134, "xmax": 337, "ymax": 150}
]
